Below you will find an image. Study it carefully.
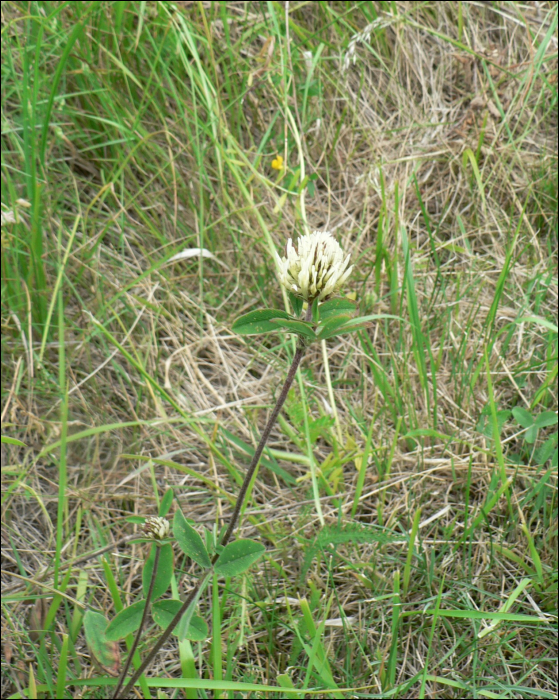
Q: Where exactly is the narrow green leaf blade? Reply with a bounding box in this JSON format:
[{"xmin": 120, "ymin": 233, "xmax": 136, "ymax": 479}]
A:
[
  {"xmin": 317, "ymin": 314, "xmax": 353, "ymax": 338},
  {"xmin": 1, "ymin": 436, "xmax": 26, "ymax": 446},
  {"xmin": 173, "ymin": 509, "xmax": 211, "ymax": 568},
  {"xmin": 143, "ymin": 543, "xmax": 174, "ymax": 600},
  {"xmin": 159, "ymin": 488, "xmax": 174, "ymax": 517},
  {"xmin": 232, "ymin": 309, "xmax": 292, "ymax": 335},
  {"xmin": 534, "ymin": 433, "xmax": 558, "ymax": 464},
  {"xmin": 105, "ymin": 600, "xmax": 146, "ymax": 641},
  {"xmin": 340, "ymin": 313, "xmax": 396, "ymax": 328},
  {"xmin": 288, "ymin": 291, "xmax": 304, "ymax": 317},
  {"xmin": 319, "ymin": 313, "xmax": 401, "ymax": 339},
  {"xmin": 514, "ymin": 316, "xmax": 558, "ymax": 334},
  {"xmin": 311, "ymin": 297, "xmax": 320, "ymax": 323},
  {"xmin": 214, "ymin": 539, "xmax": 266, "ymax": 577}
]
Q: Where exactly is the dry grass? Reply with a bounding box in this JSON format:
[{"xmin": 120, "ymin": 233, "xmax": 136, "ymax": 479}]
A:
[{"xmin": 1, "ymin": 2, "xmax": 557, "ymax": 698}]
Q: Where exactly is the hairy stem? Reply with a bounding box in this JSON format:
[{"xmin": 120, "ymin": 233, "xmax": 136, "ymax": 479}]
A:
[
  {"xmin": 113, "ymin": 544, "xmax": 161, "ymax": 699},
  {"xmin": 120, "ymin": 316, "xmax": 311, "ymax": 698}
]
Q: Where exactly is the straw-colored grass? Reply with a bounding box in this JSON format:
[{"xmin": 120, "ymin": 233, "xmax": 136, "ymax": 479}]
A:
[{"xmin": 2, "ymin": 2, "xmax": 557, "ymax": 698}]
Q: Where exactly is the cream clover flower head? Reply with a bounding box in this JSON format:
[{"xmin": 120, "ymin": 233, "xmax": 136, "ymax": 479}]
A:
[
  {"xmin": 143, "ymin": 516, "xmax": 170, "ymax": 540},
  {"xmin": 275, "ymin": 231, "xmax": 353, "ymax": 303}
]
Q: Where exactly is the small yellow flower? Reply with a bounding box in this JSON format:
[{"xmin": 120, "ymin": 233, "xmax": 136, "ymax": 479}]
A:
[{"xmin": 271, "ymin": 155, "xmax": 284, "ymax": 171}]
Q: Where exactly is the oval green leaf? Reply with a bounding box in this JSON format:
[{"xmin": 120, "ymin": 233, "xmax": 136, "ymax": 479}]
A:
[
  {"xmin": 534, "ymin": 411, "xmax": 558, "ymax": 429},
  {"xmin": 182, "ymin": 613, "xmax": 209, "ymax": 642},
  {"xmin": 83, "ymin": 610, "xmax": 121, "ymax": 677},
  {"xmin": 151, "ymin": 599, "xmax": 181, "ymax": 633},
  {"xmin": 512, "ymin": 407, "xmax": 534, "ymax": 429},
  {"xmin": 318, "ymin": 298, "xmax": 356, "ymax": 320},
  {"xmin": 105, "ymin": 600, "xmax": 146, "ymax": 641},
  {"xmin": 268, "ymin": 318, "xmax": 317, "ymax": 340},
  {"xmin": 143, "ymin": 542, "xmax": 173, "ymax": 600},
  {"xmin": 232, "ymin": 309, "xmax": 293, "ymax": 335},
  {"xmin": 173, "ymin": 509, "xmax": 211, "ymax": 568},
  {"xmin": 214, "ymin": 539, "xmax": 266, "ymax": 577},
  {"xmin": 152, "ymin": 600, "xmax": 209, "ymax": 641}
]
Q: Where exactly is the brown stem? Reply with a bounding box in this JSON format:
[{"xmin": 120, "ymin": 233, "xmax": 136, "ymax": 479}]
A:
[
  {"xmin": 217, "ymin": 344, "xmax": 306, "ymax": 551},
  {"xmin": 120, "ymin": 312, "xmax": 311, "ymax": 698},
  {"xmin": 113, "ymin": 544, "xmax": 161, "ymax": 699}
]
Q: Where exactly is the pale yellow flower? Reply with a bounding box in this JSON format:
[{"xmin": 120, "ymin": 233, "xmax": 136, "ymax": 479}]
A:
[
  {"xmin": 143, "ymin": 516, "xmax": 170, "ymax": 540},
  {"xmin": 276, "ymin": 231, "xmax": 353, "ymax": 302}
]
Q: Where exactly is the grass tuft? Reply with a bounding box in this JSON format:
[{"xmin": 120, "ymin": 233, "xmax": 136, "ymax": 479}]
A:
[{"xmin": 2, "ymin": 2, "xmax": 557, "ymax": 698}]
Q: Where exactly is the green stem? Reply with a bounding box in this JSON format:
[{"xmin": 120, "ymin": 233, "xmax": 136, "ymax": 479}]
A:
[
  {"xmin": 121, "ymin": 315, "xmax": 311, "ymax": 698},
  {"xmin": 113, "ymin": 544, "xmax": 161, "ymax": 699}
]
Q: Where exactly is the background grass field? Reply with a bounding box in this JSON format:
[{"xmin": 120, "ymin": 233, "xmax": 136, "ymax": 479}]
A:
[{"xmin": 1, "ymin": 1, "xmax": 558, "ymax": 698}]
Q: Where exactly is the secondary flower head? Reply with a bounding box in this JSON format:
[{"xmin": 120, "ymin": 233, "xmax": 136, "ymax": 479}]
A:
[
  {"xmin": 275, "ymin": 231, "xmax": 353, "ymax": 303},
  {"xmin": 143, "ymin": 516, "xmax": 170, "ymax": 540}
]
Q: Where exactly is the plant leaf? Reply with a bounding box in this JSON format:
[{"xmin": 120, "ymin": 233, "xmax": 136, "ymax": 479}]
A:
[
  {"xmin": 1, "ymin": 435, "xmax": 26, "ymax": 446},
  {"xmin": 317, "ymin": 314, "xmax": 353, "ymax": 339},
  {"xmin": 288, "ymin": 291, "xmax": 304, "ymax": 317},
  {"xmin": 534, "ymin": 412, "xmax": 558, "ymax": 429},
  {"xmin": 143, "ymin": 543, "xmax": 173, "ymax": 600},
  {"xmin": 318, "ymin": 298, "xmax": 356, "ymax": 320},
  {"xmin": 268, "ymin": 318, "xmax": 318, "ymax": 340},
  {"xmin": 319, "ymin": 313, "xmax": 399, "ymax": 339},
  {"xmin": 525, "ymin": 425, "xmax": 538, "ymax": 444},
  {"xmin": 83, "ymin": 610, "xmax": 120, "ymax": 677},
  {"xmin": 214, "ymin": 539, "xmax": 266, "ymax": 577},
  {"xmin": 534, "ymin": 433, "xmax": 558, "ymax": 464},
  {"xmin": 476, "ymin": 408, "xmax": 511, "ymax": 438},
  {"xmin": 512, "ymin": 407, "xmax": 534, "ymax": 429},
  {"xmin": 105, "ymin": 600, "xmax": 146, "ymax": 641},
  {"xmin": 173, "ymin": 508, "xmax": 211, "ymax": 568},
  {"xmin": 514, "ymin": 316, "xmax": 558, "ymax": 334},
  {"xmin": 336, "ymin": 314, "xmax": 388, "ymax": 328},
  {"xmin": 232, "ymin": 309, "xmax": 293, "ymax": 335},
  {"xmin": 311, "ymin": 297, "xmax": 320, "ymax": 323},
  {"xmin": 180, "ymin": 613, "xmax": 209, "ymax": 642},
  {"xmin": 151, "ymin": 599, "xmax": 181, "ymax": 631},
  {"xmin": 152, "ymin": 600, "xmax": 209, "ymax": 641},
  {"xmin": 159, "ymin": 488, "xmax": 174, "ymax": 517}
]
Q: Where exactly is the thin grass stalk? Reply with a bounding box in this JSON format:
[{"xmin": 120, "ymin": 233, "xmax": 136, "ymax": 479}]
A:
[{"xmin": 321, "ymin": 338, "xmax": 343, "ymax": 444}]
